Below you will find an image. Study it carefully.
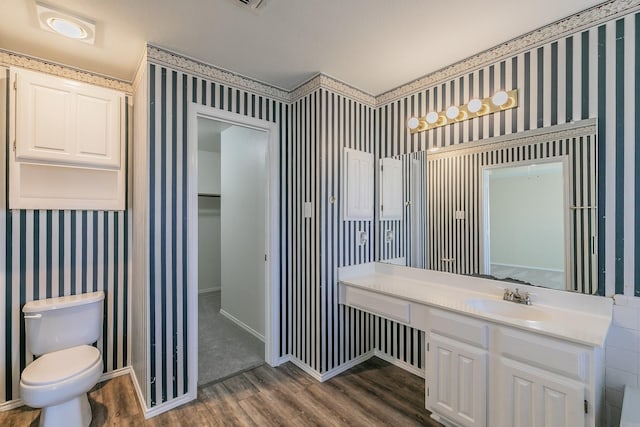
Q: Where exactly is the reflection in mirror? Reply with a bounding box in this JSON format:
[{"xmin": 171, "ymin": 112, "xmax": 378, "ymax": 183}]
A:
[
  {"xmin": 377, "ymin": 120, "xmax": 599, "ymax": 295},
  {"xmin": 482, "ymin": 161, "xmax": 568, "ymax": 290}
]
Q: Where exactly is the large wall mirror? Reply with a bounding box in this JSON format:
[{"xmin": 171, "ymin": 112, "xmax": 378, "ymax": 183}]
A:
[{"xmin": 377, "ymin": 119, "xmax": 599, "ymax": 295}]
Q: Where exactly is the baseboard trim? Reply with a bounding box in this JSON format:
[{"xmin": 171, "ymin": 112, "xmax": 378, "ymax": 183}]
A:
[
  {"xmin": 129, "ymin": 367, "xmax": 148, "ymax": 417},
  {"xmin": 0, "ymin": 366, "xmax": 135, "ymax": 412},
  {"xmin": 219, "ymin": 309, "xmax": 265, "ymax": 342},
  {"xmin": 373, "ymin": 350, "xmax": 425, "ymax": 378},
  {"xmin": 0, "ymin": 398, "xmax": 24, "ymax": 412},
  {"xmin": 286, "ymin": 356, "xmax": 323, "ymax": 382},
  {"xmin": 143, "ymin": 391, "xmax": 196, "ymax": 420},
  {"xmin": 319, "ymin": 351, "xmax": 375, "ymax": 382},
  {"xmin": 273, "ymin": 354, "xmax": 291, "ymax": 367},
  {"xmin": 198, "ymin": 287, "xmax": 220, "ymax": 295}
]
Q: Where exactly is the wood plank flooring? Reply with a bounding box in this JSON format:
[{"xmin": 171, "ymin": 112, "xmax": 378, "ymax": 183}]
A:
[{"xmin": 0, "ymin": 357, "xmax": 443, "ymax": 426}]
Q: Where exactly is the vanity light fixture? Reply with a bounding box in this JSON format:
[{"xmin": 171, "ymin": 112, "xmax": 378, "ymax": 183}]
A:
[
  {"xmin": 408, "ymin": 89, "xmax": 518, "ymax": 134},
  {"xmin": 36, "ymin": 3, "xmax": 96, "ymax": 44}
]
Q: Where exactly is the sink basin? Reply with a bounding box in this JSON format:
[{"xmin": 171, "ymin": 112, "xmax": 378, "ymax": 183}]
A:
[{"xmin": 465, "ymin": 298, "xmax": 551, "ymax": 322}]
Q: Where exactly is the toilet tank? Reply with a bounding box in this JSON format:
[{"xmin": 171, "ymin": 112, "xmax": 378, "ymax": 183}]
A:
[{"xmin": 23, "ymin": 291, "xmax": 104, "ymax": 356}]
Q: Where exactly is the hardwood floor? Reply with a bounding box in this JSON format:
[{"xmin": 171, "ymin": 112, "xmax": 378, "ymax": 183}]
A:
[{"xmin": 0, "ymin": 357, "xmax": 443, "ymax": 426}]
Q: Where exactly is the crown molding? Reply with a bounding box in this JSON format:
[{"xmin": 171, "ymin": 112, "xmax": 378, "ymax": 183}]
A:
[
  {"xmin": 146, "ymin": 44, "xmax": 290, "ymax": 103},
  {"xmin": 376, "ymin": 0, "xmax": 640, "ymax": 107},
  {"xmin": 290, "ymin": 73, "xmax": 376, "ymax": 107},
  {"xmin": 0, "ymin": 48, "xmax": 132, "ymax": 93}
]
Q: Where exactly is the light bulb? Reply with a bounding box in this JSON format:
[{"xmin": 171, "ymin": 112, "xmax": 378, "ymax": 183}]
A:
[
  {"xmin": 407, "ymin": 117, "xmax": 420, "ymax": 130},
  {"xmin": 492, "ymin": 91, "xmax": 509, "ymax": 107},
  {"xmin": 467, "ymin": 99, "xmax": 482, "ymax": 113},
  {"xmin": 426, "ymin": 112, "xmax": 439, "ymax": 124},
  {"xmin": 446, "ymin": 106, "xmax": 460, "ymax": 120}
]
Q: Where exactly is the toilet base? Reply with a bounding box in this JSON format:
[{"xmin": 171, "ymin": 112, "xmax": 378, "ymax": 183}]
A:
[{"xmin": 39, "ymin": 392, "xmax": 92, "ymax": 427}]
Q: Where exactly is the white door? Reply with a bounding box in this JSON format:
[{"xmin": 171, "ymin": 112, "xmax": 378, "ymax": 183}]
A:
[
  {"xmin": 499, "ymin": 357, "xmax": 584, "ymax": 427},
  {"xmin": 427, "ymin": 333, "xmax": 487, "ymax": 427}
]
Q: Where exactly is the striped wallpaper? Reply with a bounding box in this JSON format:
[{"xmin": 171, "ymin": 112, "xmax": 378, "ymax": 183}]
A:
[
  {"xmin": 1, "ymin": 0, "xmax": 636, "ymax": 412},
  {"xmin": 146, "ymin": 63, "xmax": 289, "ymax": 406},
  {"xmin": 376, "ymin": 10, "xmax": 640, "ymax": 300},
  {"xmin": 0, "ymin": 68, "xmax": 131, "ymax": 403}
]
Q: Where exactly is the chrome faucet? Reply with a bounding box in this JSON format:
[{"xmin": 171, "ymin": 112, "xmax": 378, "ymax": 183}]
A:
[{"xmin": 503, "ymin": 288, "xmax": 532, "ymax": 305}]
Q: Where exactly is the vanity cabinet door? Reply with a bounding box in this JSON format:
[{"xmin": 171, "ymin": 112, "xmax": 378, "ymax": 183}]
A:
[
  {"xmin": 499, "ymin": 357, "xmax": 584, "ymax": 427},
  {"xmin": 427, "ymin": 333, "xmax": 487, "ymax": 427}
]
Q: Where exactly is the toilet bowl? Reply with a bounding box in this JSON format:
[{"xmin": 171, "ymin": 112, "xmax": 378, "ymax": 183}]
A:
[{"xmin": 19, "ymin": 291, "xmax": 104, "ymax": 427}]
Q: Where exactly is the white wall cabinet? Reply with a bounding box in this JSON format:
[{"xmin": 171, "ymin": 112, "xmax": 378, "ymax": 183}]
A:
[
  {"xmin": 428, "ymin": 333, "xmax": 487, "ymax": 427},
  {"xmin": 379, "ymin": 157, "xmax": 402, "ymax": 219},
  {"xmin": 343, "ymin": 148, "xmax": 373, "ymax": 220},
  {"xmin": 9, "ymin": 67, "xmax": 125, "ymax": 210}
]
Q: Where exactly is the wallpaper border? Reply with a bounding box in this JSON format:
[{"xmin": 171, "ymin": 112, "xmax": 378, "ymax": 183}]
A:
[
  {"xmin": 146, "ymin": 45, "xmax": 290, "ymax": 102},
  {"xmin": 0, "ymin": 48, "xmax": 132, "ymax": 93}
]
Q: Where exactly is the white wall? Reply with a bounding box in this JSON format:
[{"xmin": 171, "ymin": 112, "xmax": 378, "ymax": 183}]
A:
[
  {"xmin": 221, "ymin": 125, "xmax": 267, "ymax": 337},
  {"xmin": 489, "ymin": 165, "xmax": 564, "ymax": 271},
  {"xmin": 197, "ymin": 125, "xmax": 221, "ymax": 292},
  {"xmin": 198, "ymin": 196, "xmax": 221, "ymax": 292},
  {"xmin": 131, "ymin": 56, "xmax": 148, "ymax": 406}
]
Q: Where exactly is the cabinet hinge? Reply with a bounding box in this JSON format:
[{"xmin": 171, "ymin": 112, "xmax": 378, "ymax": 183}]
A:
[
  {"xmin": 12, "ymin": 140, "xmax": 16, "ymax": 152},
  {"xmin": 13, "ymin": 80, "xmax": 17, "ymax": 90},
  {"xmin": 584, "ymin": 400, "xmax": 588, "ymax": 414},
  {"xmin": 427, "ymin": 387, "xmax": 429, "ymax": 397},
  {"xmin": 427, "ymin": 342, "xmax": 429, "ymax": 352},
  {"xmin": 380, "ymin": 205, "xmax": 383, "ymax": 212},
  {"xmin": 264, "ymin": 254, "xmax": 267, "ymax": 261},
  {"xmin": 380, "ymin": 165, "xmax": 383, "ymax": 172}
]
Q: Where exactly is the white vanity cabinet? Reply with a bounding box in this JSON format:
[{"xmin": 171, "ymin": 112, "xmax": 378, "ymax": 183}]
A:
[
  {"xmin": 9, "ymin": 67, "xmax": 126, "ymax": 210},
  {"xmin": 493, "ymin": 327, "xmax": 599, "ymax": 427},
  {"xmin": 427, "ymin": 309, "xmax": 488, "ymax": 427}
]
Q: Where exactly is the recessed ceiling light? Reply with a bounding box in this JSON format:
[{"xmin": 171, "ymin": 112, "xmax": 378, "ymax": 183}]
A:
[
  {"xmin": 36, "ymin": 3, "xmax": 95, "ymax": 44},
  {"xmin": 46, "ymin": 17, "xmax": 87, "ymax": 39}
]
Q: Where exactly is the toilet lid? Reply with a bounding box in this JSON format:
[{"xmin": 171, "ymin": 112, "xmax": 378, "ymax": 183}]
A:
[{"xmin": 21, "ymin": 345, "xmax": 101, "ymax": 386}]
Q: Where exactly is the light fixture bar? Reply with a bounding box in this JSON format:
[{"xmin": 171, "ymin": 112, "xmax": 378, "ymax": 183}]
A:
[{"xmin": 408, "ymin": 89, "xmax": 518, "ymax": 134}]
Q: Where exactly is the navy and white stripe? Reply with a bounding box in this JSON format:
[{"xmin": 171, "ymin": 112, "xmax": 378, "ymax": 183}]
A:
[{"xmin": 146, "ymin": 63, "xmax": 286, "ymax": 406}]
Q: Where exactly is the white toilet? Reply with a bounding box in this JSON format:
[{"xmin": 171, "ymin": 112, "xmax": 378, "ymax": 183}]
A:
[{"xmin": 19, "ymin": 291, "xmax": 105, "ymax": 427}]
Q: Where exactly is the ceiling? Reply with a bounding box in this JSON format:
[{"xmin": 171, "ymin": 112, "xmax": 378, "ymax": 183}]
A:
[{"xmin": 1, "ymin": 0, "xmax": 606, "ymax": 95}]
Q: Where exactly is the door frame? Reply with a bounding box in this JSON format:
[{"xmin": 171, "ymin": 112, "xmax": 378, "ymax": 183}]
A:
[{"xmin": 186, "ymin": 103, "xmax": 281, "ymax": 397}]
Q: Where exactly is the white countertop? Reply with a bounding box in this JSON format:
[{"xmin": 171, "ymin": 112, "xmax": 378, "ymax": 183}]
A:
[{"xmin": 338, "ymin": 262, "xmax": 613, "ymax": 347}]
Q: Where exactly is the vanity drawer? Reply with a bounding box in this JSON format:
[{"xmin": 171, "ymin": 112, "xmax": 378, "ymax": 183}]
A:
[
  {"xmin": 343, "ymin": 286, "xmax": 411, "ymax": 324},
  {"xmin": 497, "ymin": 327, "xmax": 589, "ymax": 381},
  {"xmin": 430, "ymin": 309, "xmax": 488, "ymax": 349}
]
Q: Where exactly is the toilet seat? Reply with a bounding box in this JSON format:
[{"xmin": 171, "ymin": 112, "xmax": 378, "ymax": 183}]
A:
[{"xmin": 21, "ymin": 345, "xmax": 101, "ymax": 386}]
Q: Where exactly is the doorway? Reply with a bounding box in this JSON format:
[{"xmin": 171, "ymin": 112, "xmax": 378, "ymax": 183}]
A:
[{"xmin": 187, "ymin": 105, "xmax": 280, "ymax": 396}]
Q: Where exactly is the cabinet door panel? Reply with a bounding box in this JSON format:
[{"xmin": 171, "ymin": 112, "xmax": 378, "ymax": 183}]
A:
[
  {"xmin": 18, "ymin": 78, "xmax": 73, "ymax": 160},
  {"xmin": 511, "ymin": 375, "xmax": 535, "ymax": 427},
  {"xmin": 75, "ymin": 92, "xmax": 120, "ymax": 167},
  {"xmin": 428, "ymin": 333, "xmax": 487, "ymax": 427},
  {"xmin": 500, "ymin": 357, "xmax": 583, "ymax": 427}
]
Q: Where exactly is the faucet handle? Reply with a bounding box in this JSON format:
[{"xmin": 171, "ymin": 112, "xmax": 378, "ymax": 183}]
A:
[
  {"xmin": 513, "ymin": 288, "xmax": 521, "ymax": 298},
  {"xmin": 503, "ymin": 288, "xmax": 512, "ymax": 300},
  {"xmin": 523, "ymin": 292, "xmax": 531, "ymax": 305}
]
